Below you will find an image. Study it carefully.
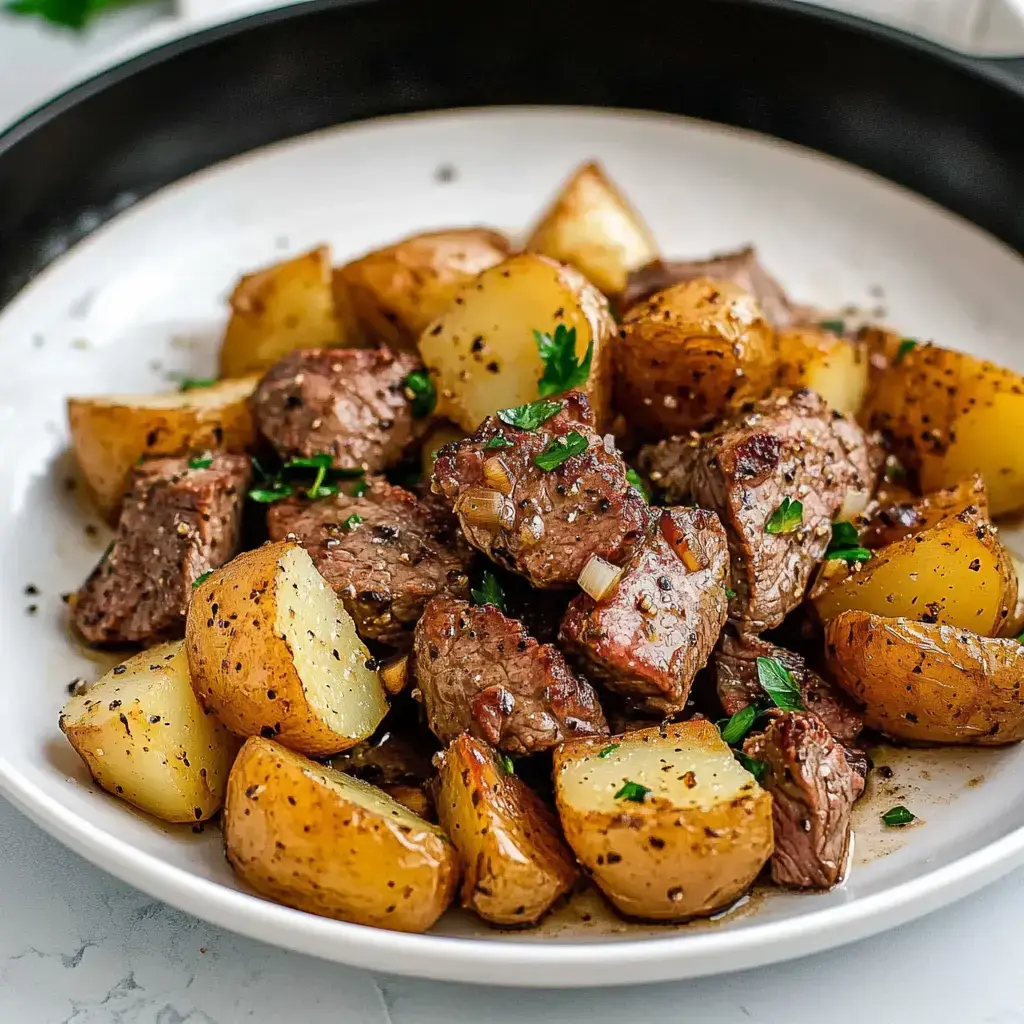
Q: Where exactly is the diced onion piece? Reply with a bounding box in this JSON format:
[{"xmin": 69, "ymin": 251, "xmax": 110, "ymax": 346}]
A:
[
  {"xmin": 578, "ymin": 554, "xmax": 624, "ymax": 601},
  {"xmin": 456, "ymin": 488, "xmax": 512, "ymax": 529},
  {"xmin": 839, "ymin": 488, "xmax": 871, "ymax": 521},
  {"xmin": 379, "ymin": 655, "xmax": 409, "ymax": 696},
  {"xmin": 482, "ymin": 456, "xmax": 514, "ymax": 495}
]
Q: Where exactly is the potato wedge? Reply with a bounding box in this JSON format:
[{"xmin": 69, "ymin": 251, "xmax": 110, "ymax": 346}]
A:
[
  {"xmin": 863, "ymin": 339, "xmax": 1024, "ymax": 516},
  {"xmin": 825, "ymin": 611, "xmax": 1024, "ymax": 744},
  {"xmin": 59, "ymin": 642, "xmax": 239, "ymax": 822},
  {"xmin": 810, "ymin": 508, "xmax": 1016, "ymax": 636},
  {"xmin": 615, "ymin": 278, "xmax": 777, "ymax": 437},
  {"xmin": 553, "ymin": 720, "xmax": 772, "ymax": 921},
  {"xmin": 1002, "ymin": 549, "xmax": 1024, "ymax": 639},
  {"xmin": 337, "ymin": 228, "xmax": 512, "ymax": 350},
  {"xmin": 420, "ymin": 419, "xmax": 466, "ymax": 481},
  {"xmin": 776, "ymin": 325, "xmax": 868, "ymax": 417},
  {"xmin": 224, "ymin": 736, "xmax": 458, "ymax": 931},
  {"xmin": 67, "ymin": 376, "xmax": 257, "ymax": 521},
  {"xmin": 525, "ymin": 161, "xmax": 658, "ymax": 296},
  {"xmin": 185, "ymin": 541, "xmax": 388, "ymax": 756},
  {"xmin": 434, "ymin": 734, "xmax": 577, "ymax": 926},
  {"xmin": 419, "ymin": 253, "xmax": 615, "ymax": 431},
  {"xmin": 220, "ymin": 246, "xmax": 360, "ymax": 378}
]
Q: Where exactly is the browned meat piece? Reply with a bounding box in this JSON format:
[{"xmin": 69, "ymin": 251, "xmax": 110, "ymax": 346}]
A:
[
  {"xmin": 620, "ymin": 246, "xmax": 809, "ymax": 327},
  {"xmin": 267, "ymin": 479, "xmax": 474, "ymax": 648},
  {"xmin": 412, "ymin": 596, "xmax": 608, "ymax": 754},
  {"xmin": 432, "ymin": 391, "xmax": 647, "ymax": 588},
  {"xmin": 559, "ymin": 507, "xmax": 730, "ymax": 715},
  {"xmin": 639, "ymin": 390, "xmax": 879, "ymax": 633},
  {"xmin": 250, "ymin": 346, "xmax": 426, "ymax": 472},
  {"xmin": 744, "ymin": 711, "xmax": 864, "ymax": 890},
  {"xmin": 715, "ymin": 628, "xmax": 863, "ymax": 746},
  {"xmin": 73, "ymin": 453, "xmax": 250, "ymax": 644}
]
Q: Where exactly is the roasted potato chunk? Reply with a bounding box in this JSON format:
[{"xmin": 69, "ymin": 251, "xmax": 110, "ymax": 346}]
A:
[
  {"xmin": 615, "ymin": 278, "xmax": 777, "ymax": 437},
  {"xmin": 59, "ymin": 642, "xmax": 239, "ymax": 822},
  {"xmin": 185, "ymin": 541, "xmax": 388, "ymax": 756},
  {"xmin": 776, "ymin": 326, "xmax": 868, "ymax": 417},
  {"xmin": 553, "ymin": 720, "xmax": 772, "ymax": 920},
  {"xmin": 825, "ymin": 611, "xmax": 1024, "ymax": 744},
  {"xmin": 1002, "ymin": 549, "xmax": 1024, "ymax": 638},
  {"xmin": 419, "ymin": 253, "xmax": 615, "ymax": 431},
  {"xmin": 434, "ymin": 734, "xmax": 578, "ymax": 926},
  {"xmin": 337, "ymin": 228, "xmax": 512, "ymax": 350},
  {"xmin": 67, "ymin": 376, "xmax": 257, "ymax": 521},
  {"xmin": 224, "ymin": 737, "xmax": 458, "ymax": 931},
  {"xmin": 525, "ymin": 161, "xmax": 658, "ymax": 296},
  {"xmin": 860, "ymin": 474, "xmax": 988, "ymax": 549},
  {"xmin": 810, "ymin": 508, "xmax": 1016, "ymax": 636}
]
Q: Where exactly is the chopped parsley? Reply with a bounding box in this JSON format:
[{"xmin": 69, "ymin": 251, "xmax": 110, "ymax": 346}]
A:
[
  {"xmin": 881, "ymin": 805, "xmax": 916, "ymax": 827},
  {"xmin": 470, "ymin": 570, "xmax": 504, "ymax": 611},
  {"xmin": 248, "ymin": 482, "xmax": 295, "ymax": 504},
  {"xmin": 818, "ymin": 319, "xmax": 845, "ymax": 335},
  {"xmin": 765, "ymin": 496, "xmax": 803, "ymax": 535},
  {"xmin": 496, "ymin": 398, "xmax": 563, "ymax": 431},
  {"xmin": 719, "ymin": 704, "xmax": 759, "ymax": 746},
  {"xmin": 894, "ymin": 338, "xmax": 918, "ymax": 364},
  {"xmin": 342, "ymin": 514, "xmax": 364, "ymax": 530},
  {"xmin": 1017, "ymin": 631, "xmax": 1024, "ymax": 645},
  {"xmin": 403, "ymin": 370, "xmax": 436, "ymax": 418},
  {"xmin": 192, "ymin": 570, "xmax": 213, "ymax": 589},
  {"xmin": 188, "ymin": 453, "xmax": 213, "ymax": 470},
  {"xmin": 484, "ymin": 433, "xmax": 513, "ymax": 450},
  {"xmin": 735, "ymin": 751, "xmax": 767, "ymax": 782},
  {"xmin": 177, "ymin": 376, "xmax": 217, "ymax": 392},
  {"xmin": 499, "ymin": 753, "xmax": 515, "ymax": 775},
  {"xmin": 625, "ymin": 467, "xmax": 651, "ymax": 502},
  {"xmin": 249, "ymin": 453, "xmax": 365, "ymax": 503},
  {"xmin": 597, "ymin": 743, "xmax": 620, "ymax": 759},
  {"xmin": 825, "ymin": 520, "xmax": 873, "ymax": 563},
  {"xmin": 534, "ymin": 324, "xmax": 594, "ymax": 397},
  {"xmin": 614, "ymin": 780, "xmax": 650, "ymax": 803},
  {"xmin": 534, "ymin": 430, "xmax": 588, "ymax": 471},
  {"xmin": 725, "ymin": 587, "xmax": 737, "ymax": 599},
  {"xmin": 756, "ymin": 656, "xmax": 805, "ymax": 711},
  {"xmin": 284, "ymin": 454, "xmax": 334, "ymax": 470}
]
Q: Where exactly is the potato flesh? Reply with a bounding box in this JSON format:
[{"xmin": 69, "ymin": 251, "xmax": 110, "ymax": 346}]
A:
[
  {"xmin": 59, "ymin": 642, "xmax": 238, "ymax": 822},
  {"xmin": 776, "ymin": 327, "xmax": 867, "ymax": 418}
]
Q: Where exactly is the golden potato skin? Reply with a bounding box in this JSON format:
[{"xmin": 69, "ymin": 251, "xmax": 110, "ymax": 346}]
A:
[
  {"xmin": 224, "ymin": 737, "xmax": 459, "ymax": 932},
  {"xmin": 525, "ymin": 161, "xmax": 658, "ymax": 296},
  {"xmin": 553, "ymin": 721, "xmax": 772, "ymax": 921},
  {"xmin": 776, "ymin": 326, "xmax": 867, "ymax": 418},
  {"xmin": 67, "ymin": 376, "xmax": 257, "ymax": 521},
  {"xmin": 434, "ymin": 734, "xmax": 578, "ymax": 926},
  {"xmin": 615, "ymin": 278, "xmax": 777, "ymax": 437},
  {"xmin": 825, "ymin": 611, "xmax": 1024, "ymax": 745},
  {"xmin": 337, "ymin": 228, "xmax": 512, "ymax": 350}
]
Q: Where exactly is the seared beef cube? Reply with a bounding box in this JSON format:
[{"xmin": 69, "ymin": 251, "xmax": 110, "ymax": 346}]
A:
[
  {"xmin": 640, "ymin": 390, "xmax": 878, "ymax": 633},
  {"xmin": 432, "ymin": 391, "xmax": 647, "ymax": 588},
  {"xmin": 412, "ymin": 596, "xmax": 608, "ymax": 754},
  {"xmin": 620, "ymin": 246, "xmax": 808, "ymax": 327},
  {"xmin": 250, "ymin": 347, "xmax": 426, "ymax": 472},
  {"xmin": 715, "ymin": 628, "xmax": 863, "ymax": 746},
  {"xmin": 267, "ymin": 479, "xmax": 473, "ymax": 648},
  {"xmin": 744, "ymin": 711, "xmax": 864, "ymax": 889},
  {"xmin": 73, "ymin": 453, "xmax": 250, "ymax": 644},
  {"xmin": 559, "ymin": 507, "xmax": 730, "ymax": 715}
]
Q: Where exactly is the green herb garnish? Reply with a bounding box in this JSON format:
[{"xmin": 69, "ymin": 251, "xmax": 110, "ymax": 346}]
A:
[
  {"xmin": 470, "ymin": 570, "xmax": 504, "ymax": 610},
  {"xmin": 881, "ymin": 805, "xmax": 916, "ymax": 827},
  {"xmin": 342, "ymin": 514, "xmax": 364, "ymax": 530},
  {"xmin": 825, "ymin": 520, "xmax": 873, "ymax": 563},
  {"xmin": 192, "ymin": 570, "xmax": 213, "ymax": 589},
  {"xmin": 188, "ymin": 453, "xmax": 213, "ymax": 470},
  {"xmin": 625, "ymin": 467, "xmax": 650, "ymax": 502},
  {"xmin": 765, "ymin": 496, "xmax": 803, "ymax": 535},
  {"xmin": 3, "ymin": 0, "xmax": 145, "ymax": 29},
  {"xmin": 484, "ymin": 433, "xmax": 513, "ymax": 450},
  {"xmin": 614, "ymin": 780, "xmax": 650, "ymax": 803},
  {"xmin": 818, "ymin": 319, "xmax": 845, "ymax": 334},
  {"xmin": 725, "ymin": 587, "xmax": 737, "ymax": 599},
  {"xmin": 351, "ymin": 478, "xmax": 369, "ymax": 498},
  {"xmin": 248, "ymin": 483, "xmax": 295, "ymax": 504},
  {"xmin": 756, "ymin": 656, "xmax": 805, "ymax": 711},
  {"xmin": 404, "ymin": 370, "xmax": 436, "ymax": 418},
  {"xmin": 534, "ymin": 430, "xmax": 588, "ymax": 471},
  {"xmin": 719, "ymin": 705, "xmax": 759, "ymax": 746},
  {"xmin": 496, "ymin": 398, "xmax": 563, "ymax": 431},
  {"xmin": 735, "ymin": 751, "xmax": 767, "ymax": 782},
  {"xmin": 534, "ymin": 324, "xmax": 593, "ymax": 397},
  {"xmin": 894, "ymin": 338, "xmax": 918, "ymax": 363},
  {"xmin": 884, "ymin": 457, "xmax": 907, "ymax": 484},
  {"xmin": 177, "ymin": 376, "xmax": 217, "ymax": 393},
  {"xmin": 284, "ymin": 454, "xmax": 334, "ymax": 470},
  {"xmin": 597, "ymin": 743, "xmax": 620, "ymax": 759},
  {"xmin": 499, "ymin": 753, "xmax": 515, "ymax": 775}
]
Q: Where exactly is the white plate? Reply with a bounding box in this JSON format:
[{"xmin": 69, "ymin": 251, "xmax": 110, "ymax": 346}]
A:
[{"xmin": 2, "ymin": 107, "xmax": 1024, "ymax": 988}]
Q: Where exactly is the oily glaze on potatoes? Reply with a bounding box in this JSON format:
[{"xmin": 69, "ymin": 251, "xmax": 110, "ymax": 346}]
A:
[
  {"xmin": 776, "ymin": 326, "xmax": 868, "ymax": 418},
  {"xmin": 615, "ymin": 278, "xmax": 777, "ymax": 437},
  {"xmin": 810, "ymin": 508, "xmax": 1016, "ymax": 635},
  {"xmin": 418, "ymin": 253, "xmax": 615, "ymax": 432},
  {"xmin": 67, "ymin": 376, "xmax": 257, "ymax": 521},
  {"xmin": 185, "ymin": 541, "xmax": 388, "ymax": 756},
  {"xmin": 553, "ymin": 720, "xmax": 772, "ymax": 921},
  {"xmin": 525, "ymin": 161, "xmax": 658, "ymax": 296},
  {"xmin": 337, "ymin": 228, "xmax": 512, "ymax": 350},
  {"xmin": 59, "ymin": 642, "xmax": 239, "ymax": 822},
  {"xmin": 434, "ymin": 734, "xmax": 578, "ymax": 926},
  {"xmin": 224, "ymin": 737, "xmax": 458, "ymax": 932},
  {"xmin": 825, "ymin": 611, "xmax": 1024, "ymax": 745}
]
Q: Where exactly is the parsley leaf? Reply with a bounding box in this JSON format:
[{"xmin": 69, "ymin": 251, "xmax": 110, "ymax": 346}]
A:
[
  {"xmin": 725, "ymin": 586, "xmax": 737, "ymax": 599},
  {"xmin": 894, "ymin": 338, "xmax": 918, "ymax": 364},
  {"xmin": 719, "ymin": 705, "xmax": 759, "ymax": 746},
  {"xmin": 882, "ymin": 805, "xmax": 916, "ymax": 827},
  {"xmin": 756, "ymin": 656, "xmax": 805, "ymax": 711},
  {"xmin": 284, "ymin": 454, "xmax": 334, "ymax": 470},
  {"xmin": 614, "ymin": 780, "xmax": 650, "ymax": 803},
  {"xmin": 499, "ymin": 753, "xmax": 515, "ymax": 775},
  {"xmin": 3, "ymin": 0, "xmax": 142, "ymax": 30},
  {"xmin": 342, "ymin": 514, "xmax": 364, "ymax": 530},
  {"xmin": 497, "ymin": 398, "xmax": 563, "ymax": 431},
  {"xmin": 484, "ymin": 433, "xmax": 513, "ymax": 450},
  {"xmin": 825, "ymin": 520, "xmax": 873, "ymax": 563},
  {"xmin": 597, "ymin": 743, "xmax": 620, "ymax": 759},
  {"xmin": 534, "ymin": 430, "xmax": 588, "ymax": 471},
  {"xmin": 735, "ymin": 751, "xmax": 767, "ymax": 782},
  {"xmin": 404, "ymin": 370, "xmax": 436, "ymax": 418},
  {"xmin": 818, "ymin": 319, "xmax": 845, "ymax": 334},
  {"xmin": 248, "ymin": 483, "xmax": 295, "ymax": 504},
  {"xmin": 188, "ymin": 453, "xmax": 213, "ymax": 470},
  {"xmin": 534, "ymin": 324, "xmax": 594, "ymax": 397},
  {"xmin": 625, "ymin": 467, "xmax": 651, "ymax": 502},
  {"xmin": 765, "ymin": 496, "xmax": 803, "ymax": 535},
  {"xmin": 470, "ymin": 570, "xmax": 504, "ymax": 610},
  {"xmin": 191, "ymin": 570, "xmax": 213, "ymax": 589},
  {"xmin": 177, "ymin": 376, "xmax": 217, "ymax": 393},
  {"xmin": 1017, "ymin": 631, "xmax": 1024, "ymax": 645}
]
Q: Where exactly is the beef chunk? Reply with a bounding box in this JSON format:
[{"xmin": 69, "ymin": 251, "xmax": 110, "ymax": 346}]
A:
[
  {"xmin": 73, "ymin": 453, "xmax": 250, "ymax": 644},
  {"xmin": 267, "ymin": 479, "xmax": 473, "ymax": 648},
  {"xmin": 620, "ymin": 246, "xmax": 809, "ymax": 327},
  {"xmin": 715, "ymin": 628, "xmax": 863, "ymax": 746},
  {"xmin": 250, "ymin": 347, "xmax": 426, "ymax": 472},
  {"xmin": 412, "ymin": 596, "xmax": 608, "ymax": 754},
  {"xmin": 639, "ymin": 389, "xmax": 878, "ymax": 633},
  {"xmin": 432, "ymin": 391, "xmax": 647, "ymax": 588},
  {"xmin": 745, "ymin": 711, "xmax": 864, "ymax": 889},
  {"xmin": 560, "ymin": 507, "xmax": 730, "ymax": 715}
]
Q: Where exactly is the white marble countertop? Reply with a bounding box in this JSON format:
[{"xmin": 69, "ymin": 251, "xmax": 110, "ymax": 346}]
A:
[{"xmin": 2, "ymin": 6, "xmax": 1024, "ymax": 1022}]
